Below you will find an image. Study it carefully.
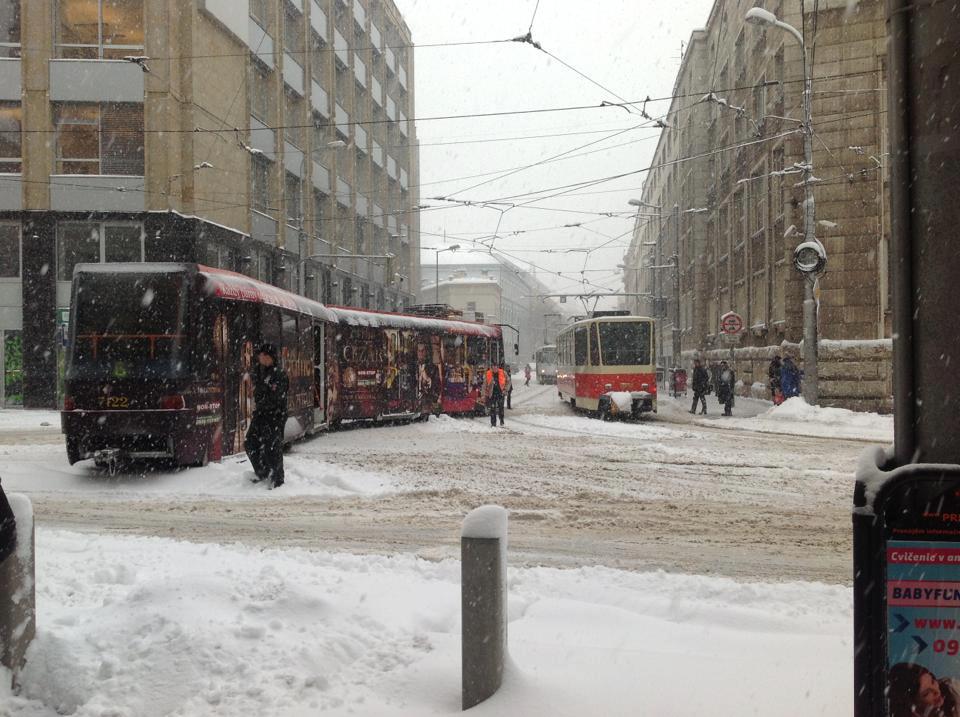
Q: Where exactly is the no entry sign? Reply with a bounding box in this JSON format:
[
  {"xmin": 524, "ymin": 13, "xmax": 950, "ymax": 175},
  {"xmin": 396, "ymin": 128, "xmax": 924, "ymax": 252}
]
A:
[{"xmin": 720, "ymin": 311, "xmax": 743, "ymax": 335}]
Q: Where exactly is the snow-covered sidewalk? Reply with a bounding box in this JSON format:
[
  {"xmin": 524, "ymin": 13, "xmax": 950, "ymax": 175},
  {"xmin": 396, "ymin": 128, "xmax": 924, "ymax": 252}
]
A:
[
  {"xmin": 662, "ymin": 395, "xmax": 893, "ymax": 442},
  {"xmin": 2, "ymin": 530, "xmax": 851, "ymax": 716}
]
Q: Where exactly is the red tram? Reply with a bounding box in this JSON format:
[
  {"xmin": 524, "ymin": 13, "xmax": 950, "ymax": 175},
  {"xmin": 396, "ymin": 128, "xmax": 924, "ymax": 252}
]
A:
[
  {"xmin": 61, "ymin": 263, "xmax": 504, "ymax": 468},
  {"xmin": 556, "ymin": 315, "xmax": 657, "ymax": 419}
]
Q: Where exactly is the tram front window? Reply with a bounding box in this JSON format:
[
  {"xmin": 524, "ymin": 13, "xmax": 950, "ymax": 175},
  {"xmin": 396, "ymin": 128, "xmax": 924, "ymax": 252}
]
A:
[
  {"xmin": 69, "ymin": 273, "xmax": 187, "ymax": 379},
  {"xmin": 598, "ymin": 321, "xmax": 652, "ymax": 366}
]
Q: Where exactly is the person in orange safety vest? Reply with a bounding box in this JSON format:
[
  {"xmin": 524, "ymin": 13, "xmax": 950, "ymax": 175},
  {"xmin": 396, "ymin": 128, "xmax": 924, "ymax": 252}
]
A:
[{"xmin": 483, "ymin": 363, "xmax": 508, "ymax": 427}]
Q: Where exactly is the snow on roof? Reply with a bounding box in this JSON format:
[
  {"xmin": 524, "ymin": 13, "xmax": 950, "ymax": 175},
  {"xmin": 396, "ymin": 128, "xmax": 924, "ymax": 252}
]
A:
[{"xmin": 329, "ymin": 306, "xmax": 501, "ymax": 337}]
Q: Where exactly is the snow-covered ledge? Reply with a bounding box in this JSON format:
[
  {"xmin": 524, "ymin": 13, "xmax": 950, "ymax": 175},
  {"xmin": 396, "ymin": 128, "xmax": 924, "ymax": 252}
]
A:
[
  {"xmin": 461, "ymin": 505, "xmax": 508, "ymax": 710},
  {"xmin": 0, "ymin": 493, "xmax": 35, "ymax": 689}
]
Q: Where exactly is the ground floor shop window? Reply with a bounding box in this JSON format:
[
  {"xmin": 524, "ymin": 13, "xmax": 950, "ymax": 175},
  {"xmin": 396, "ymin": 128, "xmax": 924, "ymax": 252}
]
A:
[
  {"xmin": 57, "ymin": 221, "xmax": 143, "ymax": 280},
  {"xmin": 2, "ymin": 329, "xmax": 21, "ymax": 406}
]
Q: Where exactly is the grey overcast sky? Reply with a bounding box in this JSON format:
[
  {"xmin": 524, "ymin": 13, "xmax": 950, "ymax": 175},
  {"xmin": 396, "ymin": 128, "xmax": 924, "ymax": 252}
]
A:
[{"xmin": 395, "ymin": 0, "xmax": 716, "ymax": 307}]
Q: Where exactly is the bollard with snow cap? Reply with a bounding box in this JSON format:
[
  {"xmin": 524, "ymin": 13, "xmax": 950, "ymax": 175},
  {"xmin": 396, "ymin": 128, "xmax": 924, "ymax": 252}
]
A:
[
  {"xmin": 0, "ymin": 490, "xmax": 36, "ymax": 689},
  {"xmin": 461, "ymin": 505, "xmax": 508, "ymax": 710}
]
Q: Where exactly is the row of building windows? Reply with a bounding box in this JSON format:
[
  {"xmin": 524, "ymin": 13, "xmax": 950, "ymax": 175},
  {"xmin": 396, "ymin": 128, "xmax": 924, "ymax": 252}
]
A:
[
  {"xmin": 0, "ymin": 101, "xmax": 144, "ymax": 176},
  {"xmin": 0, "ymin": 1, "xmax": 143, "ymax": 59},
  {"xmin": 0, "ymin": 221, "xmax": 144, "ymax": 281}
]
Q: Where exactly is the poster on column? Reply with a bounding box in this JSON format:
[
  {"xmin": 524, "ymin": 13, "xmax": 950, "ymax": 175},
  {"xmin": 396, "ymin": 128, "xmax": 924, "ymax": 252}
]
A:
[{"xmin": 887, "ymin": 540, "xmax": 960, "ymax": 714}]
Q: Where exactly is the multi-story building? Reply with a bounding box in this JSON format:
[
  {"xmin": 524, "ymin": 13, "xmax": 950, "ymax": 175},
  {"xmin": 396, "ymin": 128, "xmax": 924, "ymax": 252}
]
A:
[
  {"xmin": 419, "ymin": 253, "xmax": 565, "ymax": 361},
  {"xmin": 623, "ymin": 0, "xmax": 892, "ymax": 409},
  {"xmin": 0, "ymin": 0, "xmax": 420, "ymax": 408}
]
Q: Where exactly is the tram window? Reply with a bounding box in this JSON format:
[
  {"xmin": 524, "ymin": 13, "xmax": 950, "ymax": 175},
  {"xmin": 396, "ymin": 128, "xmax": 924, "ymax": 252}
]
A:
[
  {"xmin": 70, "ymin": 272, "xmax": 185, "ymax": 378},
  {"xmin": 261, "ymin": 307, "xmax": 282, "ymax": 349},
  {"xmin": 443, "ymin": 334, "xmax": 464, "ymax": 364},
  {"xmin": 574, "ymin": 327, "xmax": 587, "ymax": 366},
  {"xmin": 598, "ymin": 321, "xmax": 652, "ymax": 366},
  {"xmin": 467, "ymin": 336, "xmax": 487, "ymax": 366},
  {"xmin": 590, "ymin": 324, "xmax": 600, "ymax": 366}
]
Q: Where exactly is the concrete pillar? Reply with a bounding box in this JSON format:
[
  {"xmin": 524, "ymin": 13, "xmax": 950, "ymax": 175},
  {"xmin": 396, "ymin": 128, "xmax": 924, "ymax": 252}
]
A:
[
  {"xmin": 461, "ymin": 505, "xmax": 508, "ymax": 711},
  {"xmin": 0, "ymin": 493, "xmax": 35, "ymax": 688}
]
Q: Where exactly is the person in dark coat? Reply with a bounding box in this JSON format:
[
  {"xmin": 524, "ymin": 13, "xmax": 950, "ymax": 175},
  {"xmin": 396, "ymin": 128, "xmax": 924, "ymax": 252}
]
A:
[
  {"xmin": 246, "ymin": 343, "xmax": 289, "ymax": 488},
  {"xmin": 715, "ymin": 360, "xmax": 736, "ymax": 416},
  {"xmin": 781, "ymin": 356, "xmax": 802, "ymax": 399},
  {"xmin": 689, "ymin": 358, "xmax": 711, "ymax": 415},
  {"xmin": 768, "ymin": 355, "xmax": 783, "ymax": 403},
  {"xmin": 483, "ymin": 363, "xmax": 508, "ymax": 427}
]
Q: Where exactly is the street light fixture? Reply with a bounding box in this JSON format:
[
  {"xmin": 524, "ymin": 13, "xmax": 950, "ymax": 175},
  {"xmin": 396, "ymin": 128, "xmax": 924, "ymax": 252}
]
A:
[
  {"xmin": 745, "ymin": 6, "xmax": 824, "ymax": 404},
  {"xmin": 423, "ymin": 244, "xmax": 461, "ymax": 303}
]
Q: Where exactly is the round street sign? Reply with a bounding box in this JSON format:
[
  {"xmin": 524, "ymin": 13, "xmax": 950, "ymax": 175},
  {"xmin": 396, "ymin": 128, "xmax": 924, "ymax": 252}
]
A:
[{"xmin": 720, "ymin": 311, "xmax": 744, "ymax": 335}]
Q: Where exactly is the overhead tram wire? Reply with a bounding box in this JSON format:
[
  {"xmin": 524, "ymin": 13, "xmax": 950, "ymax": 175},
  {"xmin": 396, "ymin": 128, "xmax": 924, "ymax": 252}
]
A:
[{"xmin": 7, "ymin": 108, "xmax": 879, "ymax": 220}]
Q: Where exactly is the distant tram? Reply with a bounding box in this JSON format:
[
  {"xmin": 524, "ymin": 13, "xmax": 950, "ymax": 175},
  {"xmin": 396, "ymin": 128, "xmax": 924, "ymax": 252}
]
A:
[
  {"xmin": 556, "ymin": 315, "xmax": 657, "ymax": 419},
  {"xmin": 61, "ymin": 263, "xmax": 504, "ymax": 468},
  {"xmin": 533, "ymin": 344, "xmax": 557, "ymax": 384}
]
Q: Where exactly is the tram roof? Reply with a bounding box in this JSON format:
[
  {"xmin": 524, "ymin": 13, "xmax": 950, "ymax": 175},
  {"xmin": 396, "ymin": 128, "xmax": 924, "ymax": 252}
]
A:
[
  {"xmin": 72, "ymin": 263, "xmax": 501, "ymax": 337},
  {"xmin": 562, "ymin": 315, "xmax": 655, "ymax": 330}
]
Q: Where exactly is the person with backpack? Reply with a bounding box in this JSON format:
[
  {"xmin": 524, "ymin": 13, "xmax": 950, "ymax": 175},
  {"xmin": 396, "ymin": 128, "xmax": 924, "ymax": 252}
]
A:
[
  {"xmin": 715, "ymin": 360, "xmax": 736, "ymax": 417},
  {"xmin": 483, "ymin": 362, "xmax": 508, "ymax": 427},
  {"xmin": 781, "ymin": 356, "xmax": 802, "ymax": 400}
]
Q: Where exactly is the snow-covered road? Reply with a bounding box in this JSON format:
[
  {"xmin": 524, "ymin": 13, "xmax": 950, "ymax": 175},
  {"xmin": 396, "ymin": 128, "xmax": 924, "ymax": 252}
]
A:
[{"xmin": 1, "ymin": 385, "xmax": 887, "ymax": 583}]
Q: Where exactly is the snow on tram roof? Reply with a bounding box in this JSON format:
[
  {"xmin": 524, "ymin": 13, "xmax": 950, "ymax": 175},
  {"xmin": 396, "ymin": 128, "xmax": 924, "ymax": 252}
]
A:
[
  {"xmin": 74, "ymin": 263, "xmax": 500, "ymax": 336},
  {"xmin": 327, "ymin": 306, "xmax": 501, "ymax": 337}
]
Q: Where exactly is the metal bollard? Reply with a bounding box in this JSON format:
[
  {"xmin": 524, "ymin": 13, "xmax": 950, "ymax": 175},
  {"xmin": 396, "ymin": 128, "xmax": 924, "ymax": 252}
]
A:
[
  {"xmin": 0, "ymin": 493, "xmax": 36, "ymax": 689},
  {"xmin": 461, "ymin": 505, "xmax": 508, "ymax": 711}
]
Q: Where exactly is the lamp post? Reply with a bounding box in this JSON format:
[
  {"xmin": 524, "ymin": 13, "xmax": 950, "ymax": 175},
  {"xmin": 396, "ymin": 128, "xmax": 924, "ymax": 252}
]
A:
[
  {"xmin": 628, "ymin": 198, "xmax": 663, "ymax": 320},
  {"xmin": 745, "ymin": 7, "xmax": 825, "ymax": 404},
  {"xmin": 422, "ymin": 244, "xmax": 461, "ymax": 303}
]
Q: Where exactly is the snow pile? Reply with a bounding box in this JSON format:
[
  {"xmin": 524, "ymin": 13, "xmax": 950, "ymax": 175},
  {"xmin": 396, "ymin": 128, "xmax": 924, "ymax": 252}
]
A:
[
  {"xmin": 755, "ymin": 397, "xmax": 893, "ymax": 441},
  {"xmin": 2, "ymin": 530, "xmax": 852, "ymax": 716},
  {"xmin": 608, "ymin": 392, "xmax": 633, "ymax": 411},
  {"xmin": 462, "ymin": 505, "xmax": 508, "ymax": 540}
]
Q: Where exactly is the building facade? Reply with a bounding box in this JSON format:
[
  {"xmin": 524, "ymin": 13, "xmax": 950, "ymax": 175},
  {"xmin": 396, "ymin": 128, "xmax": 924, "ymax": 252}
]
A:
[
  {"xmin": 419, "ymin": 254, "xmax": 565, "ymax": 362},
  {"xmin": 623, "ymin": 0, "xmax": 891, "ymax": 408},
  {"xmin": 0, "ymin": 0, "xmax": 420, "ymax": 408}
]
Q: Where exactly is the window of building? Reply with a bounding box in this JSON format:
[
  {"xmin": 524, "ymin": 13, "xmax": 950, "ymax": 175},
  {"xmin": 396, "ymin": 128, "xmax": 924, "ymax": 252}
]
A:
[
  {"xmin": 284, "ymin": 91, "xmax": 302, "ymax": 147},
  {"xmin": 0, "ymin": 102, "xmax": 20, "ymax": 173},
  {"xmin": 250, "ymin": 0, "xmax": 269, "ymax": 25},
  {"xmin": 285, "ymin": 171, "xmax": 302, "ymax": 221},
  {"xmin": 312, "ymin": 189, "xmax": 326, "ymax": 237},
  {"xmin": 0, "ymin": 223, "xmax": 19, "ymax": 278},
  {"xmin": 250, "ymin": 65, "xmax": 271, "ymax": 123},
  {"xmin": 283, "ymin": 1, "xmax": 304, "ymax": 56},
  {"xmin": 251, "ymin": 155, "xmax": 271, "ymax": 213},
  {"xmin": 54, "ymin": 103, "xmax": 144, "ymax": 175},
  {"xmin": 57, "ymin": 221, "xmax": 143, "ymax": 280},
  {"xmin": 57, "ymin": 0, "xmax": 144, "ymax": 59},
  {"xmin": 0, "ymin": 1, "xmax": 19, "ymax": 58}
]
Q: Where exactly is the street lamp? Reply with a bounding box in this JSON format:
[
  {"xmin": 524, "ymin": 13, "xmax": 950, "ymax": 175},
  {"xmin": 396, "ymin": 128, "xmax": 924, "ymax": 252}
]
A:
[
  {"xmin": 423, "ymin": 244, "xmax": 461, "ymax": 303},
  {"xmin": 746, "ymin": 6, "xmax": 825, "ymax": 404},
  {"xmin": 628, "ymin": 198, "xmax": 665, "ymax": 363}
]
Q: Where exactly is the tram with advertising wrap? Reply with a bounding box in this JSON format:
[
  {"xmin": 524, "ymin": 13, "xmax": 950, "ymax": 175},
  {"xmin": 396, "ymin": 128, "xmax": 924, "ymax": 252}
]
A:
[
  {"xmin": 555, "ymin": 315, "xmax": 657, "ymax": 419},
  {"xmin": 61, "ymin": 263, "xmax": 504, "ymax": 468}
]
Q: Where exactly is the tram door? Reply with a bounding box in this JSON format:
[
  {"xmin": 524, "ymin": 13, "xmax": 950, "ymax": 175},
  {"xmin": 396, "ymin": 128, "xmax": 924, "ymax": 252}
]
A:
[
  {"xmin": 312, "ymin": 322, "xmax": 325, "ymax": 426},
  {"xmin": 222, "ymin": 302, "xmax": 259, "ymax": 455}
]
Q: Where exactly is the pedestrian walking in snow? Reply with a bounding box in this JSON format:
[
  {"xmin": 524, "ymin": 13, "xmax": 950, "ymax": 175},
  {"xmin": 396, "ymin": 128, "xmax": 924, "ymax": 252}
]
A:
[
  {"xmin": 768, "ymin": 355, "xmax": 783, "ymax": 404},
  {"xmin": 715, "ymin": 360, "xmax": 736, "ymax": 416},
  {"xmin": 245, "ymin": 343, "xmax": 289, "ymax": 488},
  {"xmin": 483, "ymin": 363, "xmax": 508, "ymax": 427},
  {"xmin": 523, "ymin": 364, "xmax": 532, "ymax": 386},
  {"xmin": 504, "ymin": 364, "xmax": 514, "ymax": 409},
  {"xmin": 781, "ymin": 356, "xmax": 802, "ymax": 399},
  {"xmin": 689, "ymin": 359, "xmax": 710, "ymax": 415}
]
